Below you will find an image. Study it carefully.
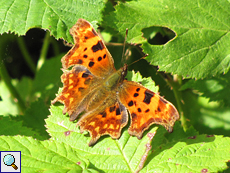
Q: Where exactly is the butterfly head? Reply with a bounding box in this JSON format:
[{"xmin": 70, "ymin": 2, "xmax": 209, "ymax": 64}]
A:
[
  {"xmin": 120, "ymin": 64, "xmax": 128, "ymax": 81},
  {"xmin": 111, "ymin": 64, "xmax": 128, "ymax": 84}
]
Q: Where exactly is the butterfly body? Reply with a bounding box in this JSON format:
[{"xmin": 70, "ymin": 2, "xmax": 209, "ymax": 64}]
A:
[
  {"xmin": 103, "ymin": 65, "xmax": 127, "ymax": 89},
  {"xmin": 52, "ymin": 19, "xmax": 179, "ymax": 146}
]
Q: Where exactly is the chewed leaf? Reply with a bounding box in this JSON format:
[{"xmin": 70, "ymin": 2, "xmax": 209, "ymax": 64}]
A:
[{"xmin": 105, "ymin": 0, "xmax": 230, "ymax": 79}]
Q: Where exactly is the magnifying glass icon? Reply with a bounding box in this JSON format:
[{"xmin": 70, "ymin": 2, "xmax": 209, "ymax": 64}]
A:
[{"xmin": 3, "ymin": 154, "xmax": 18, "ymax": 170}]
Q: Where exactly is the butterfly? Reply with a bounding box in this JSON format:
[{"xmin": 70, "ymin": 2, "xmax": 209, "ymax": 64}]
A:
[{"xmin": 52, "ymin": 18, "xmax": 179, "ymax": 146}]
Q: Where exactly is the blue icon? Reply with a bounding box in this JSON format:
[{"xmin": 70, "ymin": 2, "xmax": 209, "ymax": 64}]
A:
[{"xmin": 3, "ymin": 154, "xmax": 18, "ymax": 170}]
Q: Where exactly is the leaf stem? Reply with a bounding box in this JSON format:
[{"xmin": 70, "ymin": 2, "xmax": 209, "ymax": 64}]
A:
[
  {"xmin": 164, "ymin": 74, "xmax": 188, "ymax": 131},
  {"xmin": 17, "ymin": 36, "xmax": 36, "ymax": 74},
  {"xmin": 50, "ymin": 37, "xmax": 60, "ymax": 56},
  {"xmin": 37, "ymin": 31, "xmax": 50, "ymax": 71},
  {"xmin": 0, "ymin": 61, "xmax": 26, "ymax": 114}
]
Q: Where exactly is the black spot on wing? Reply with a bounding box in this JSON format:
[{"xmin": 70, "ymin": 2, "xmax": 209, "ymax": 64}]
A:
[
  {"xmin": 143, "ymin": 90, "xmax": 154, "ymax": 104},
  {"xmin": 157, "ymin": 107, "xmax": 161, "ymax": 112},
  {"xmin": 98, "ymin": 56, "xmax": 102, "ymax": 61},
  {"xmin": 92, "ymin": 40, "xmax": 104, "ymax": 52},
  {"xmin": 82, "ymin": 73, "xmax": 89, "ymax": 78},
  {"xmin": 145, "ymin": 109, "xmax": 150, "ymax": 113},
  {"xmin": 77, "ymin": 59, "xmax": 83, "ymax": 64},
  {"xmin": 131, "ymin": 112, "xmax": 137, "ymax": 119},
  {"xmin": 88, "ymin": 61, "xmax": 94, "ymax": 67},
  {"xmin": 109, "ymin": 106, "xmax": 116, "ymax": 112},
  {"xmin": 134, "ymin": 93, "xmax": 139, "ymax": 97},
  {"xmin": 116, "ymin": 108, "xmax": 121, "ymax": 115},
  {"xmin": 128, "ymin": 100, "xmax": 134, "ymax": 107},
  {"xmin": 101, "ymin": 111, "xmax": 107, "ymax": 118}
]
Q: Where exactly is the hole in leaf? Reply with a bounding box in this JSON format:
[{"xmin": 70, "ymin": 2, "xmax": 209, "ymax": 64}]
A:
[{"xmin": 142, "ymin": 26, "xmax": 176, "ymax": 45}]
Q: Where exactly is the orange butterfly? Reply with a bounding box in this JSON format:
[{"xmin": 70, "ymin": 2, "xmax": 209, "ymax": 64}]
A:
[{"xmin": 52, "ymin": 19, "xmax": 179, "ymax": 146}]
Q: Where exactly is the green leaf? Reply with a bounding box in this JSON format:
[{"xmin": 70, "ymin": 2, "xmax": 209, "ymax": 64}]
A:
[
  {"xmin": 0, "ymin": 136, "xmax": 96, "ymax": 172},
  {"xmin": 47, "ymin": 70, "xmax": 222, "ymax": 172},
  {"xmin": 0, "ymin": 116, "xmax": 43, "ymax": 140},
  {"xmin": 47, "ymin": 105, "xmax": 230, "ymax": 172},
  {"xmin": 127, "ymin": 70, "xmax": 159, "ymax": 93},
  {"xmin": 180, "ymin": 72, "xmax": 230, "ymax": 136},
  {"xmin": 21, "ymin": 98, "xmax": 51, "ymax": 139},
  {"xmin": 47, "ymin": 104, "xmax": 166, "ymax": 172},
  {"xmin": 192, "ymin": 97, "xmax": 230, "ymax": 136},
  {"xmin": 181, "ymin": 71, "xmax": 230, "ymax": 105},
  {"xmin": 105, "ymin": 0, "xmax": 230, "ymax": 79},
  {"xmin": 143, "ymin": 135, "xmax": 230, "ymax": 172},
  {"xmin": 1, "ymin": 0, "xmax": 230, "ymax": 172},
  {"xmin": 32, "ymin": 54, "xmax": 63, "ymax": 101},
  {"xmin": 0, "ymin": 77, "xmax": 32, "ymax": 116},
  {"xmin": 0, "ymin": 0, "xmax": 105, "ymax": 42}
]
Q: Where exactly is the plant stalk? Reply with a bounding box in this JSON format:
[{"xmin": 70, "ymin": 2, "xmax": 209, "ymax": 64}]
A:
[
  {"xmin": 0, "ymin": 61, "xmax": 26, "ymax": 114},
  {"xmin": 37, "ymin": 31, "xmax": 50, "ymax": 71},
  {"xmin": 17, "ymin": 36, "xmax": 36, "ymax": 74},
  {"xmin": 165, "ymin": 74, "xmax": 188, "ymax": 131}
]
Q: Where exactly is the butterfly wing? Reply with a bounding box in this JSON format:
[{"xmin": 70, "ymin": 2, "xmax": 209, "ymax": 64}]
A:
[
  {"xmin": 118, "ymin": 81, "xmax": 179, "ymax": 139},
  {"xmin": 52, "ymin": 65, "xmax": 102, "ymax": 121},
  {"xmin": 53, "ymin": 18, "xmax": 179, "ymax": 146},
  {"xmin": 53, "ymin": 19, "xmax": 117, "ymax": 120},
  {"xmin": 77, "ymin": 99, "xmax": 128, "ymax": 146},
  {"xmin": 61, "ymin": 18, "xmax": 116, "ymax": 77}
]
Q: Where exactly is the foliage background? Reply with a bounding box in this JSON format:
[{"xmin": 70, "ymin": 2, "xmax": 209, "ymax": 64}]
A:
[{"xmin": 0, "ymin": 0, "xmax": 230, "ymax": 172}]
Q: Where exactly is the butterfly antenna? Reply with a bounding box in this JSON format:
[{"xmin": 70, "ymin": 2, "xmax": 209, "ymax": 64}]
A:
[
  {"xmin": 121, "ymin": 29, "xmax": 148, "ymax": 67},
  {"xmin": 121, "ymin": 28, "xmax": 129, "ymax": 65},
  {"xmin": 128, "ymin": 54, "xmax": 149, "ymax": 67}
]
